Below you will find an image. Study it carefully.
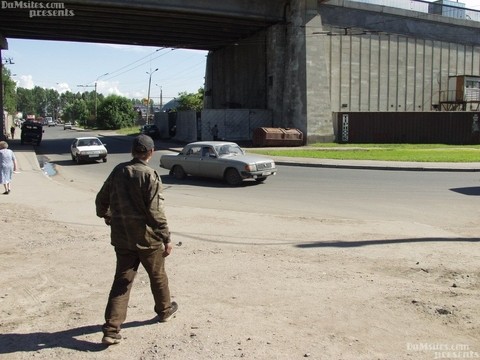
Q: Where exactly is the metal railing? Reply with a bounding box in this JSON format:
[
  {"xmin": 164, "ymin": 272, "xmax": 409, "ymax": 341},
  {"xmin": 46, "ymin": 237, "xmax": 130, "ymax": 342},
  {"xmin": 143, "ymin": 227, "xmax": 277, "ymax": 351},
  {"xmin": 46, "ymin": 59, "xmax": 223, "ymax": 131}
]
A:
[{"xmin": 440, "ymin": 89, "xmax": 480, "ymax": 102}]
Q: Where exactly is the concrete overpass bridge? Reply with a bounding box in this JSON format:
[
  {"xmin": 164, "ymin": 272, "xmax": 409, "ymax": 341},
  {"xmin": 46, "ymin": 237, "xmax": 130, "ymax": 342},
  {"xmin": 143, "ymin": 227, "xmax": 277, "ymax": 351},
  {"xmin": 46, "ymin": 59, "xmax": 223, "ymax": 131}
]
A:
[
  {"xmin": 0, "ymin": 0, "xmax": 285, "ymax": 49},
  {"xmin": 1, "ymin": 0, "xmax": 480, "ymax": 142}
]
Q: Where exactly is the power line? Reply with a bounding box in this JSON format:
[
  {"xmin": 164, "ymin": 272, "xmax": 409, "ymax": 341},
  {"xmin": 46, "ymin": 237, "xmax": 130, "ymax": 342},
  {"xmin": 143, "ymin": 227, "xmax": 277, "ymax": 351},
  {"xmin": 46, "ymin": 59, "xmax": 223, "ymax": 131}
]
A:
[{"xmin": 102, "ymin": 48, "xmax": 177, "ymax": 82}]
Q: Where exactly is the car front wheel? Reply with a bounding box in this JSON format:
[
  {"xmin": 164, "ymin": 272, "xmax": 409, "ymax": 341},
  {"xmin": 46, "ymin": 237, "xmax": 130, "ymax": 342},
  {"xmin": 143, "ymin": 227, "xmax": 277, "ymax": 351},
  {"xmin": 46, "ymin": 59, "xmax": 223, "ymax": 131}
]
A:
[
  {"xmin": 255, "ymin": 177, "xmax": 267, "ymax": 183},
  {"xmin": 225, "ymin": 168, "xmax": 242, "ymax": 186}
]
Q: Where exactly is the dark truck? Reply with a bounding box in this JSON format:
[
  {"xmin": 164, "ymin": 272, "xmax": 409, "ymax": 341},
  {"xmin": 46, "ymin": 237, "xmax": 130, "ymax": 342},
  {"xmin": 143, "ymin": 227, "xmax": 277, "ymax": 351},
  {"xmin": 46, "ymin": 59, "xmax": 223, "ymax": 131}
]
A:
[{"xmin": 21, "ymin": 121, "xmax": 44, "ymax": 145}]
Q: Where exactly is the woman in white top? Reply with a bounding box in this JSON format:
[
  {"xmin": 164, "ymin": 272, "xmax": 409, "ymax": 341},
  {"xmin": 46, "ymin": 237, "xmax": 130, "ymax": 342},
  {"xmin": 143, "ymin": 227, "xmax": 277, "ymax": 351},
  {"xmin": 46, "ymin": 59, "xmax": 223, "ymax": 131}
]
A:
[{"xmin": 0, "ymin": 141, "xmax": 18, "ymax": 194}]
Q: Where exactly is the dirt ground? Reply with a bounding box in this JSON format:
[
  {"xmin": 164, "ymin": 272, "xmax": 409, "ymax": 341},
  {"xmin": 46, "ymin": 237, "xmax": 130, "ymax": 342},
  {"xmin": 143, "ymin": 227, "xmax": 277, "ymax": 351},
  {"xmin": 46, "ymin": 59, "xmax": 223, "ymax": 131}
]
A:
[{"xmin": 1, "ymin": 151, "xmax": 479, "ymax": 360}]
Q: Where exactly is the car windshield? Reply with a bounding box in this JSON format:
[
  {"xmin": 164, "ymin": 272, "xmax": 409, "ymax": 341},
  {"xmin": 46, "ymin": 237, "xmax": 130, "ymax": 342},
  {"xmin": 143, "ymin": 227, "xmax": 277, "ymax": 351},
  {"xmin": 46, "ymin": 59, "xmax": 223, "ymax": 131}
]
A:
[
  {"xmin": 79, "ymin": 139, "xmax": 101, "ymax": 146},
  {"xmin": 215, "ymin": 144, "xmax": 244, "ymax": 156}
]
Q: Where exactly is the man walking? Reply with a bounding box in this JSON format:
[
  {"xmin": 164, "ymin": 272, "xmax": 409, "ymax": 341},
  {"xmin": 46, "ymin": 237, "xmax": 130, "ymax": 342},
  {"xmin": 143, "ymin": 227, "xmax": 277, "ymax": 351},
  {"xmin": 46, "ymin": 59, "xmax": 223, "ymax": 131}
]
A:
[
  {"xmin": 211, "ymin": 124, "xmax": 219, "ymax": 140},
  {"xmin": 95, "ymin": 134, "xmax": 178, "ymax": 346}
]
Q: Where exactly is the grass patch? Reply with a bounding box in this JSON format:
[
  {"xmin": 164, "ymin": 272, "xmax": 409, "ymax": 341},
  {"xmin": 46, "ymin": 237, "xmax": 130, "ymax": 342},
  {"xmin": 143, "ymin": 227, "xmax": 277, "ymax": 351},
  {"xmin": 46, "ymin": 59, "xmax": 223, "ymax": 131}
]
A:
[
  {"xmin": 116, "ymin": 126, "xmax": 140, "ymax": 136},
  {"xmin": 250, "ymin": 143, "xmax": 480, "ymax": 162}
]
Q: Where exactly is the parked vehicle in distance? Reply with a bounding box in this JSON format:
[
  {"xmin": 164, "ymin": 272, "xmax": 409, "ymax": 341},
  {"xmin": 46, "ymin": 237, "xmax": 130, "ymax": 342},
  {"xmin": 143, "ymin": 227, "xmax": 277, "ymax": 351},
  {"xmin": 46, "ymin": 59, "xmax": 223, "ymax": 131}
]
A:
[
  {"xmin": 46, "ymin": 117, "xmax": 55, "ymax": 127},
  {"xmin": 70, "ymin": 137, "xmax": 107, "ymax": 164},
  {"xmin": 64, "ymin": 122, "xmax": 72, "ymax": 130},
  {"xmin": 140, "ymin": 124, "xmax": 161, "ymax": 139},
  {"xmin": 160, "ymin": 141, "xmax": 277, "ymax": 186},
  {"xmin": 20, "ymin": 121, "xmax": 44, "ymax": 146}
]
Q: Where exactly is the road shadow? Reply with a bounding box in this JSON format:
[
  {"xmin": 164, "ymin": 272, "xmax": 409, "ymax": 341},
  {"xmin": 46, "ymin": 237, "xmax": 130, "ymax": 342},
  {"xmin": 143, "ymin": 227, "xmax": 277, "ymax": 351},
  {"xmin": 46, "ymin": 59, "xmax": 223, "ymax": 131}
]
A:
[
  {"xmin": 160, "ymin": 174, "xmax": 263, "ymax": 188},
  {"xmin": 450, "ymin": 186, "xmax": 480, "ymax": 196},
  {"xmin": 296, "ymin": 237, "xmax": 480, "ymax": 249},
  {"xmin": 0, "ymin": 318, "xmax": 158, "ymax": 354}
]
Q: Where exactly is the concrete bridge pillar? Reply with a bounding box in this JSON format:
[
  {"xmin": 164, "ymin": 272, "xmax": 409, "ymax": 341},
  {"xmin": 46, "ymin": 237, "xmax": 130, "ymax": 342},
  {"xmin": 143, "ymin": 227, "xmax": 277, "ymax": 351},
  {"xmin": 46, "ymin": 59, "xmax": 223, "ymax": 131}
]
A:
[
  {"xmin": 280, "ymin": 0, "xmax": 334, "ymax": 143},
  {"xmin": 205, "ymin": 0, "xmax": 334, "ymax": 143}
]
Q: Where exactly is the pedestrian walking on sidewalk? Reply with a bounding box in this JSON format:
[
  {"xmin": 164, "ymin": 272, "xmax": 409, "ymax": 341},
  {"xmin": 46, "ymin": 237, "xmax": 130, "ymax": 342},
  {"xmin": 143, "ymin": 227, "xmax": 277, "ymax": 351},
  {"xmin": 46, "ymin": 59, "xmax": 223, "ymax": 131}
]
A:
[
  {"xmin": 95, "ymin": 134, "xmax": 178, "ymax": 346},
  {"xmin": 211, "ymin": 124, "xmax": 219, "ymax": 140},
  {"xmin": 10, "ymin": 126, "xmax": 15, "ymax": 140},
  {"xmin": 0, "ymin": 141, "xmax": 18, "ymax": 194}
]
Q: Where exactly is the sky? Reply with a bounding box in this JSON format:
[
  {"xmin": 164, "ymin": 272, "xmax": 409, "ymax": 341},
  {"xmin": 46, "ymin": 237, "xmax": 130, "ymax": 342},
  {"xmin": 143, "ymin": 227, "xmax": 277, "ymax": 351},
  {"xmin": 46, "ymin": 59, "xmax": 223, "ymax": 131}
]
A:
[
  {"xmin": 1, "ymin": 0, "xmax": 479, "ymax": 106},
  {"xmin": 2, "ymin": 40, "xmax": 208, "ymax": 105}
]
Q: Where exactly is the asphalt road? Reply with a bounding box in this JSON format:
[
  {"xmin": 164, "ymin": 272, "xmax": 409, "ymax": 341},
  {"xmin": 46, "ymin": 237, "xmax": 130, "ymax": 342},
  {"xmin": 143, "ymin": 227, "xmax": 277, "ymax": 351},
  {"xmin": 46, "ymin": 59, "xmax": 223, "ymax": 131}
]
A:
[{"xmin": 29, "ymin": 125, "xmax": 480, "ymax": 237}]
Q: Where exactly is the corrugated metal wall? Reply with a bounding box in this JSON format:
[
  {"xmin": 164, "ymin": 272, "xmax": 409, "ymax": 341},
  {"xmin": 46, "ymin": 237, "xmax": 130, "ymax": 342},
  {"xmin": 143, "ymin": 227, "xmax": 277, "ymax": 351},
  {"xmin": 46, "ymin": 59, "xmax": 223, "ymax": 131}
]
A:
[
  {"xmin": 337, "ymin": 112, "xmax": 480, "ymax": 144},
  {"xmin": 325, "ymin": 31, "xmax": 480, "ymax": 113}
]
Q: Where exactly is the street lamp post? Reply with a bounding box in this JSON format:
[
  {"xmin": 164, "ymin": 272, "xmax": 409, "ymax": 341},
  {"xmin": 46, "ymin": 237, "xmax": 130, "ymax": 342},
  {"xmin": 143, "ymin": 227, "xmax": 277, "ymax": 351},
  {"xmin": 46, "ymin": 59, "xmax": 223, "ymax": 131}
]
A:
[{"xmin": 145, "ymin": 68, "xmax": 158, "ymax": 125}]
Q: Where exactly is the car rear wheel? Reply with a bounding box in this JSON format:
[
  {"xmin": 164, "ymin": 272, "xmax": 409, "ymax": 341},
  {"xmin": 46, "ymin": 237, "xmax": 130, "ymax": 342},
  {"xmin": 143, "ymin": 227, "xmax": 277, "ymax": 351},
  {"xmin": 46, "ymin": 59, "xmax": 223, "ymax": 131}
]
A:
[
  {"xmin": 172, "ymin": 165, "xmax": 186, "ymax": 180},
  {"xmin": 225, "ymin": 168, "xmax": 242, "ymax": 186}
]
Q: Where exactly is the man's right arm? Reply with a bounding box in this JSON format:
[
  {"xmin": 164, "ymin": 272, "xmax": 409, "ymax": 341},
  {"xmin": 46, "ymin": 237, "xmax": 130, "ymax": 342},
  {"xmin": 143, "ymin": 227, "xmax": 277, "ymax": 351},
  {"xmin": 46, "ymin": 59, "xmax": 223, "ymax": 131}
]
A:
[
  {"xmin": 95, "ymin": 175, "xmax": 112, "ymax": 221},
  {"xmin": 144, "ymin": 171, "xmax": 171, "ymax": 244}
]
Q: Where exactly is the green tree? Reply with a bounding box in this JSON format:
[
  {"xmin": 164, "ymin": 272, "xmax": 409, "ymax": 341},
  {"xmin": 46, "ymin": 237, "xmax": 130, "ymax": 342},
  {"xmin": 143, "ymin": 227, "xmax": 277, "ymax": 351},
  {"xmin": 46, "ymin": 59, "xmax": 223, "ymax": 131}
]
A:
[
  {"xmin": 96, "ymin": 95, "xmax": 136, "ymax": 130},
  {"xmin": 2, "ymin": 67, "xmax": 17, "ymax": 114},
  {"xmin": 176, "ymin": 88, "xmax": 204, "ymax": 111},
  {"xmin": 63, "ymin": 98, "xmax": 89, "ymax": 125},
  {"xmin": 16, "ymin": 88, "xmax": 36, "ymax": 116},
  {"xmin": 31, "ymin": 86, "xmax": 48, "ymax": 117},
  {"xmin": 45, "ymin": 88, "xmax": 60, "ymax": 119}
]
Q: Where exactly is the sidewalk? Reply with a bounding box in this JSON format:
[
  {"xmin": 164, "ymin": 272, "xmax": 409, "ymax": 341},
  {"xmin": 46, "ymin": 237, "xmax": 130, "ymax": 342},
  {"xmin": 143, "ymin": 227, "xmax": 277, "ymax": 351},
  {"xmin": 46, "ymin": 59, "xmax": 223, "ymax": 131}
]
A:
[
  {"xmin": 2, "ymin": 147, "xmax": 100, "ymax": 227},
  {"xmin": 268, "ymin": 156, "xmax": 480, "ymax": 171}
]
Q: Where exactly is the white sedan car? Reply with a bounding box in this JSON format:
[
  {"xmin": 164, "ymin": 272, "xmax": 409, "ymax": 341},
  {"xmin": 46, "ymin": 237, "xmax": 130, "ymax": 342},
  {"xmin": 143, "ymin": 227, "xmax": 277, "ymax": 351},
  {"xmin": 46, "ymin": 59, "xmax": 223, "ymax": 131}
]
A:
[
  {"xmin": 160, "ymin": 141, "xmax": 277, "ymax": 185},
  {"xmin": 70, "ymin": 137, "xmax": 107, "ymax": 164}
]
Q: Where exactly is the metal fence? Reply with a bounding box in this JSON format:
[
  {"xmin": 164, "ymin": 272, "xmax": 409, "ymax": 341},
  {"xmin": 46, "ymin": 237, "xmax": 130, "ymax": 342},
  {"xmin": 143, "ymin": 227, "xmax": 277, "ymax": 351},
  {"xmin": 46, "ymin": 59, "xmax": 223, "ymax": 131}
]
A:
[{"xmin": 336, "ymin": 111, "xmax": 480, "ymax": 144}]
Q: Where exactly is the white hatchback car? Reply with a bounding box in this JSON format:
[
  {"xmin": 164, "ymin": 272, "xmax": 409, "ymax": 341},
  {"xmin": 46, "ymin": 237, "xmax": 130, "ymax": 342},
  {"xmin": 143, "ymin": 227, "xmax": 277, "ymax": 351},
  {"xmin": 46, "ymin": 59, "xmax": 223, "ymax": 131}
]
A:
[{"xmin": 70, "ymin": 137, "xmax": 107, "ymax": 164}]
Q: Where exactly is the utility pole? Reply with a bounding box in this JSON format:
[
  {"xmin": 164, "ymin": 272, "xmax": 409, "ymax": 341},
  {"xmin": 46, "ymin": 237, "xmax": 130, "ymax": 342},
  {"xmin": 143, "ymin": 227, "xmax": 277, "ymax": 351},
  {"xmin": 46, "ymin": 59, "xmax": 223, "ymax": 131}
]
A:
[
  {"xmin": 156, "ymin": 83, "xmax": 163, "ymax": 110},
  {"xmin": 77, "ymin": 84, "xmax": 94, "ymax": 127},
  {"xmin": 77, "ymin": 72, "xmax": 108, "ymax": 127},
  {"xmin": 95, "ymin": 72, "xmax": 109, "ymax": 125},
  {"xmin": 146, "ymin": 68, "xmax": 158, "ymax": 125}
]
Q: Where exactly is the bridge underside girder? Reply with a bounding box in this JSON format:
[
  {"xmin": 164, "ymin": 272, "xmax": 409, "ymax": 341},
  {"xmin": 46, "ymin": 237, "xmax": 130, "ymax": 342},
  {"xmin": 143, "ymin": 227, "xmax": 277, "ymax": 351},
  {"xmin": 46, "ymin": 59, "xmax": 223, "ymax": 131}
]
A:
[{"xmin": 0, "ymin": 1, "xmax": 283, "ymax": 50}]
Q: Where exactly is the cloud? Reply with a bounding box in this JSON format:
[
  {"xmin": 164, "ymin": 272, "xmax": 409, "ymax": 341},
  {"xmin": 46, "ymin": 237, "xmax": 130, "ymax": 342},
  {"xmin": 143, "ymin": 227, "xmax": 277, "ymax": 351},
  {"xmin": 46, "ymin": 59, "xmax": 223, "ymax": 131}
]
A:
[
  {"xmin": 106, "ymin": 86, "xmax": 122, "ymax": 96},
  {"xmin": 55, "ymin": 82, "xmax": 71, "ymax": 93},
  {"xmin": 16, "ymin": 75, "xmax": 34, "ymax": 89},
  {"xmin": 96, "ymin": 80, "xmax": 123, "ymax": 96}
]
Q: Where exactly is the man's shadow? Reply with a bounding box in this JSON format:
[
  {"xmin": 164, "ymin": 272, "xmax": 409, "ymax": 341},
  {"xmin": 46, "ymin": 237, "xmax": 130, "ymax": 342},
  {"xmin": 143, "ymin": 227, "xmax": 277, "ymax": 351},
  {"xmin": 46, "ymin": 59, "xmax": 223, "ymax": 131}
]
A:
[{"xmin": 0, "ymin": 318, "xmax": 158, "ymax": 354}]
